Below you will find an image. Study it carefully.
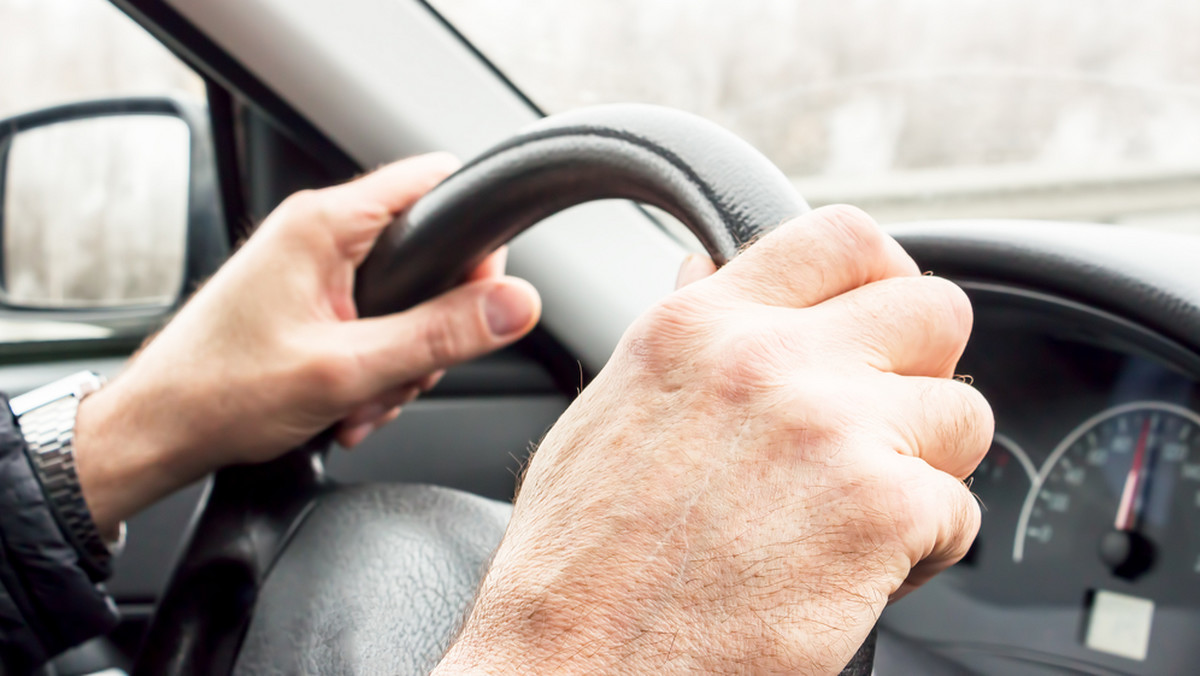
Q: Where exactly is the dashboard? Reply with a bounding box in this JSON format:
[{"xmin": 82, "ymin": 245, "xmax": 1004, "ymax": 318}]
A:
[{"xmin": 880, "ymin": 283, "xmax": 1200, "ymax": 675}]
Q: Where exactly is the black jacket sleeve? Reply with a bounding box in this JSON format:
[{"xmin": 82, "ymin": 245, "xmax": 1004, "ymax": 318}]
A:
[{"xmin": 0, "ymin": 394, "xmax": 119, "ymax": 674}]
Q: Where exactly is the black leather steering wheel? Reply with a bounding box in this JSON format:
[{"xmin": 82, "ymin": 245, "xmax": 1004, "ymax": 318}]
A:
[{"xmin": 134, "ymin": 104, "xmax": 876, "ymax": 675}]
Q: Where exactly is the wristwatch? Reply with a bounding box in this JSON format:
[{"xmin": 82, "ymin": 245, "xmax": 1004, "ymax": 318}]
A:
[{"xmin": 9, "ymin": 370, "xmax": 125, "ymax": 581}]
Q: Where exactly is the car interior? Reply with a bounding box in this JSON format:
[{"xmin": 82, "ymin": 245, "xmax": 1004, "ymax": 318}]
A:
[{"xmin": 3, "ymin": 1, "xmax": 1200, "ymax": 675}]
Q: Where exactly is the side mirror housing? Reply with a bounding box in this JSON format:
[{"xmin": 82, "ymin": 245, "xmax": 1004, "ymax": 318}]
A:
[{"xmin": 0, "ymin": 97, "xmax": 226, "ymax": 348}]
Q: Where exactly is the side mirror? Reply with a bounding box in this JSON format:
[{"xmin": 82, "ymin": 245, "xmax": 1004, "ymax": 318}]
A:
[{"xmin": 0, "ymin": 97, "xmax": 226, "ymax": 333}]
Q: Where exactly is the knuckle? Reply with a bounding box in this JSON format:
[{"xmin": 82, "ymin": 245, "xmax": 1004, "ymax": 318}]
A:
[
  {"xmin": 709, "ymin": 323, "xmax": 785, "ymax": 398},
  {"xmin": 858, "ymin": 466, "xmax": 916, "ymax": 543},
  {"xmin": 914, "ymin": 378, "xmax": 994, "ymax": 476},
  {"xmin": 867, "ymin": 276, "xmax": 973, "ymax": 374},
  {"xmin": 830, "ymin": 459, "xmax": 918, "ymax": 550},
  {"xmin": 272, "ymin": 189, "xmax": 330, "ymax": 237},
  {"xmin": 279, "ymin": 189, "xmax": 322, "ymax": 217},
  {"xmin": 890, "ymin": 467, "xmax": 982, "ymax": 568},
  {"xmin": 811, "ymin": 203, "xmax": 889, "ymax": 263},
  {"xmin": 623, "ymin": 294, "xmax": 710, "ymax": 369},
  {"xmin": 885, "ymin": 465, "xmax": 978, "ymax": 555},
  {"xmin": 352, "ymin": 201, "xmax": 392, "ymax": 227},
  {"xmin": 948, "ymin": 487, "xmax": 983, "ymax": 561},
  {"xmin": 623, "ymin": 298, "xmax": 787, "ymax": 402},
  {"xmin": 919, "ymin": 276, "xmax": 974, "ymax": 340},
  {"xmin": 782, "ymin": 374, "xmax": 860, "ymax": 437},
  {"xmin": 301, "ymin": 351, "xmax": 358, "ymax": 402},
  {"xmin": 892, "ymin": 465, "xmax": 984, "ymax": 566},
  {"xmin": 838, "ymin": 283, "xmax": 906, "ymax": 348},
  {"xmin": 950, "ymin": 380, "xmax": 996, "ymax": 466},
  {"xmin": 926, "ymin": 472, "xmax": 983, "ymax": 565},
  {"xmin": 813, "ymin": 203, "xmax": 880, "ymax": 239},
  {"xmin": 875, "ymin": 276, "xmax": 971, "ymax": 337}
]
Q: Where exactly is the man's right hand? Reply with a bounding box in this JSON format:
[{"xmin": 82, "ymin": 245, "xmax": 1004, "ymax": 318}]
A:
[{"xmin": 436, "ymin": 205, "xmax": 993, "ymax": 675}]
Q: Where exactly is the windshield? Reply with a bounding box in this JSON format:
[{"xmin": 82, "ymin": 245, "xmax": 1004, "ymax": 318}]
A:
[{"xmin": 430, "ymin": 0, "xmax": 1200, "ymax": 229}]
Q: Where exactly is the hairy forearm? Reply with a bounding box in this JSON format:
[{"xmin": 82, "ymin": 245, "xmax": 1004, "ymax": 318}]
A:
[{"xmin": 435, "ymin": 602, "xmax": 653, "ymax": 675}]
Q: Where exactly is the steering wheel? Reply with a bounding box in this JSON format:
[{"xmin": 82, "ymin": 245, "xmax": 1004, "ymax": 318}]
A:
[{"xmin": 133, "ymin": 104, "xmax": 876, "ymax": 675}]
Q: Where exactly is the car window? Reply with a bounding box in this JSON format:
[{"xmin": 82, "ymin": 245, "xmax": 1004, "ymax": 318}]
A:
[
  {"xmin": 429, "ymin": 0, "xmax": 1200, "ymax": 230},
  {"xmin": 0, "ymin": 0, "xmax": 206, "ymax": 347},
  {"xmin": 0, "ymin": 0, "xmax": 203, "ymax": 118}
]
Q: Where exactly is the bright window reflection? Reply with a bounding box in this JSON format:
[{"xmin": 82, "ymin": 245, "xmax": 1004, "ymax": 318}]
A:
[{"xmin": 431, "ymin": 0, "xmax": 1200, "ymax": 228}]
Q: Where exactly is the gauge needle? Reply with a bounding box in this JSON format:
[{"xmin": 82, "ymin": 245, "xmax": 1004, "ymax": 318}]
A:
[{"xmin": 1114, "ymin": 417, "xmax": 1152, "ymax": 531}]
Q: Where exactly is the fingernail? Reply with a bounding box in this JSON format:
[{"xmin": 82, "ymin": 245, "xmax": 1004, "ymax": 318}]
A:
[
  {"xmin": 676, "ymin": 254, "xmax": 699, "ymax": 288},
  {"xmin": 484, "ymin": 282, "xmax": 535, "ymax": 337},
  {"xmin": 492, "ymin": 246, "xmax": 509, "ymax": 270}
]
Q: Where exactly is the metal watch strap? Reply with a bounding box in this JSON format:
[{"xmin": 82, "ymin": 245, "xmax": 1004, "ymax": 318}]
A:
[{"xmin": 16, "ymin": 375, "xmax": 115, "ymax": 581}]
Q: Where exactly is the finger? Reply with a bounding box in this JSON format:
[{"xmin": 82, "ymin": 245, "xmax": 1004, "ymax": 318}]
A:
[
  {"xmin": 466, "ymin": 247, "xmax": 509, "ymax": 282},
  {"xmin": 336, "ymin": 383, "xmax": 422, "ymax": 447},
  {"xmin": 376, "ymin": 406, "xmax": 403, "ymax": 427},
  {"xmin": 806, "ymin": 275, "xmax": 973, "ymax": 378},
  {"xmin": 346, "ymin": 407, "xmax": 405, "ymax": 448},
  {"xmin": 876, "ymin": 374, "xmax": 994, "ymax": 480},
  {"xmin": 345, "ymin": 276, "xmax": 541, "ymax": 396},
  {"xmin": 889, "ymin": 457, "xmax": 982, "ymax": 601},
  {"xmin": 675, "ymin": 253, "xmax": 717, "ymax": 289},
  {"xmin": 333, "ymin": 152, "xmax": 461, "ymax": 217},
  {"xmin": 417, "ymin": 370, "xmax": 445, "ymax": 392},
  {"xmin": 341, "ymin": 385, "xmax": 420, "ymax": 428},
  {"xmin": 279, "ymin": 153, "xmax": 461, "ymax": 264},
  {"xmin": 338, "ymin": 423, "xmax": 374, "ymax": 450},
  {"xmin": 704, "ymin": 205, "xmax": 919, "ymax": 309}
]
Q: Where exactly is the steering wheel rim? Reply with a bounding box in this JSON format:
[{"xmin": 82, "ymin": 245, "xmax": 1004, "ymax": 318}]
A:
[
  {"xmin": 135, "ymin": 104, "xmax": 879, "ymax": 675},
  {"xmin": 353, "ymin": 103, "xmax": 808, "ymax": 317}
]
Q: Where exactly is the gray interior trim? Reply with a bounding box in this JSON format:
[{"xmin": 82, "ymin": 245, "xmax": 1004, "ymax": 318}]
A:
[
  {"xmin": 0, "ymin": 357, "xmax": 129, "ymax": 396},
  {"xmin": 325, "ymin": 395, "xmax": 569, "ymax": 500},
  {"xmin": 165, "ymin": 0, "xmax": 689, "ymax": 370},
  {"xmin": 104, "ymin": 395, "xmax": 567, "ymax": 601},
  {"xmin": 0, "ymin": 350, "xmax": 557, "ymax": 399},
  {"xmin": 108, "ymin": 481, "xmax": 206, "ymax": 600}
]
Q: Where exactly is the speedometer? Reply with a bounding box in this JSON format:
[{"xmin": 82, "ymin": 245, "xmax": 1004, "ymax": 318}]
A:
[
  {"xmin": 956, "ymin": 435, "xmax": 1035, "ymax": 571},
  {"xmin": 1015, "ymin": 402, "xmax": 1200, "ymax": 579}
]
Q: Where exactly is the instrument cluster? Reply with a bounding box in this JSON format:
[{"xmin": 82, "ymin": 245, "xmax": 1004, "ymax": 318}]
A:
[{"xmin": 881, "ymin": 286, "xmax": 1200, "ymax": 674}]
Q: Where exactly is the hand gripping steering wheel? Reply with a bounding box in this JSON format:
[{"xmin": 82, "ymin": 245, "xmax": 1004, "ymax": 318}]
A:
[{"xmin": 134, "ymin": 104, "xmax": 876, "ymax": 675}]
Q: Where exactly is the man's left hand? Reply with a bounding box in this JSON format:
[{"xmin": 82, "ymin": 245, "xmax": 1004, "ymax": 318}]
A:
[{"xmin": 72, "ymin": 153, "xmax": 542, "ymax": 536}]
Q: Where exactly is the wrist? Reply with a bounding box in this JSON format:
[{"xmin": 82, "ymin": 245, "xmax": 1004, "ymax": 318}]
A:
[
  {"xmin": 73, "ymin": 378, "xmax": 200, "ymax": 534},
  {"xmin": 434, "ymin": 584, "xmax": 599, "ymax": 674},
  {"xmin": 434, "ymin": 571, "xmax": 682, "ymax": 675},
  {"xmin": 437, "ymin": 619, "xmax": 665, "ymax": 675}
]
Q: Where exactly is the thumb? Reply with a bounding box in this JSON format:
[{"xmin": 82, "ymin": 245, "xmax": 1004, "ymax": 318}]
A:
[
  {"xmin": 273, "ymin": 152, "xmax": 461, "ymax": 265},
  {"xmin": 346, "ymin": 277, "xmax": 541, "ymax": 395}
]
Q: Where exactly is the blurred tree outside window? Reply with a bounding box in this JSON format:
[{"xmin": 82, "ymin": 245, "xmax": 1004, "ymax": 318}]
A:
[
  {"xmin": 0, "ymin": 0, "xmax": 203, "ymax": 117},
  {"xmin": 432, "ymin": 0, "xmax": 1200, "ymax": 230},
  {"xmin": 0, "ymin": 0, "xmax": 204, "ymax": 340}
]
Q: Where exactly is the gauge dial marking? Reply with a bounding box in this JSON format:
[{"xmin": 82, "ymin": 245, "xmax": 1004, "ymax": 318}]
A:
[
  {"xmin": 992, "ymin": 433, "xmax": 1037, "ymax": 484},
  {"xmin": 1014, "ymin": 401, "xmax": 1200, "ymax": 567}
]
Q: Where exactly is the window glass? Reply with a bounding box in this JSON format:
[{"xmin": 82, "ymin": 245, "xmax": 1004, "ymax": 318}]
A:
[
  {"xmin": 0, "ymin": 0, "xmax": 203, "ymax": 116},
  {"xmin": 430, "ymin": 0, "xmax": 1200, "ymax": 229},
  {"xmin": 3, "ymin": 115, "xmax": 191, "ymax": 307}
]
